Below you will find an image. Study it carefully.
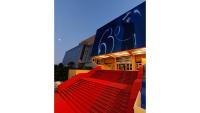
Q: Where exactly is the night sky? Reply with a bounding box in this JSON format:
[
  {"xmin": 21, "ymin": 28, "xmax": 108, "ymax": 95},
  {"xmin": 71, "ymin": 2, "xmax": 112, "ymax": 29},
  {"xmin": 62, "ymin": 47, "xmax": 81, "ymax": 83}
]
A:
[{"xmin": 55, "ymin": 0, "xmax": 145, "ymax": 64}]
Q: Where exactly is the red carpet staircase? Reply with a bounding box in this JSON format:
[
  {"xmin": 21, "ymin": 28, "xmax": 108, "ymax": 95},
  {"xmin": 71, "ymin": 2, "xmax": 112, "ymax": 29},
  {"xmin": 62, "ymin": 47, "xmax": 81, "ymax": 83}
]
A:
[{"xmin": 55, "ymin": 66, "xmax": 143, "ymax": 113}]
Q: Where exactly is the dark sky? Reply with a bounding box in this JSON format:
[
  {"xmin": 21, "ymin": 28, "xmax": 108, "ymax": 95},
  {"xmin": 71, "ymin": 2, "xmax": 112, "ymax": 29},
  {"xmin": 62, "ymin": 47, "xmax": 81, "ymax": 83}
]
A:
[{"xmin": 55, "ymin": 0, "xmax": 145, "ymax": 64}]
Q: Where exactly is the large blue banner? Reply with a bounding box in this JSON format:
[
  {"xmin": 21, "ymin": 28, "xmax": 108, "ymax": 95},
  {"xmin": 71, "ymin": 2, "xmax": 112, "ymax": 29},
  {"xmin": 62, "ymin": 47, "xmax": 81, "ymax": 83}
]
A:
[{"xmin": 91, "ymin": 2, "xmax": 146, "ymax": 56}]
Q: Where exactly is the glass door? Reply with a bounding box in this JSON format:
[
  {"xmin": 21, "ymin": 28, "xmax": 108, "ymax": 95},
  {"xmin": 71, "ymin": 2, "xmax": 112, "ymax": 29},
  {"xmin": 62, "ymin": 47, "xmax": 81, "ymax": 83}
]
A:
[{"xmin": 117, "ymin": 63, "xmax": 132, "ymax": 71}]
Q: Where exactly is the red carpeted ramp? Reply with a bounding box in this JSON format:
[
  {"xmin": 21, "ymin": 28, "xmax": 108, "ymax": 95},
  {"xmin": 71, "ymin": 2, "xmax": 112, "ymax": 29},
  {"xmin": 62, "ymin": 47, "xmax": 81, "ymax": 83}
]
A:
[{"xmin": 55, "ymin": 66, "xmax": 143, "ymax": 113}]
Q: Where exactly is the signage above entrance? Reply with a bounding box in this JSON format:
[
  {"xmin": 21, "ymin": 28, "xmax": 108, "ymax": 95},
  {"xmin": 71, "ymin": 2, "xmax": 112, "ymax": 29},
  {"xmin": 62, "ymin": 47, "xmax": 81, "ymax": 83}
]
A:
[{"xmin": 91, "ymin": 2, "xmax": 146, "ymax": 57}]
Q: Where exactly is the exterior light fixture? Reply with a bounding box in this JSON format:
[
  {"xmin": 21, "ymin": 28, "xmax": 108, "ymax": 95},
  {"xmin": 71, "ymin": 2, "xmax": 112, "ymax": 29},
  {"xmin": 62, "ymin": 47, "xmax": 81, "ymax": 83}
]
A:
[{"xmin": 112, "ymin": 51, "xmax": 130, "ymax": 57}]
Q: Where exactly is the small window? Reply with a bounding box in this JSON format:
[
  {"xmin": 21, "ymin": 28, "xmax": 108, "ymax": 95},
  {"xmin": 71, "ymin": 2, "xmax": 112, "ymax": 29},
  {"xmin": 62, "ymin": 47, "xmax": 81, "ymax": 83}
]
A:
[{"xmin": 127, "ymin": 65, "xmax": 129, "ymax": 70}]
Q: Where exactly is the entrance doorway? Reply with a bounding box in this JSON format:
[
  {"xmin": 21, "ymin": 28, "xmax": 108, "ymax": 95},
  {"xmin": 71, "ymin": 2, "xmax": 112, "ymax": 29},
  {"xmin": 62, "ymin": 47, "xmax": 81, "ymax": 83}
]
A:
[
  {"xmin": 117, "ymin": 63, "xmax": 132, "ymax": 71},
  {"xmin": 116, "ymin": 56, "xmax": 132, "ymax": 71}
]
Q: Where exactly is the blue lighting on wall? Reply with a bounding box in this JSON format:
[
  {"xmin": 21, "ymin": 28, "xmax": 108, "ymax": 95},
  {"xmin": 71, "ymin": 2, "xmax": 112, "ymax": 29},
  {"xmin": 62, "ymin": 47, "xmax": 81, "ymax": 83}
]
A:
[{"xmin": 91, "ymin": 2, "xmax": 145, "ymax": 56}]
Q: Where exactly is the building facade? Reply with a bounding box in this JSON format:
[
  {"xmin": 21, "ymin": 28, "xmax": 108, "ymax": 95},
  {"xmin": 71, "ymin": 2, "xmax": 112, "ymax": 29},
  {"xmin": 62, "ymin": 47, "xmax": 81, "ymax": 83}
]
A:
[
  {"xmin": 91, "ymin": 2, "xmax": 146, "ymax": 71},
  {"xmin": 62, "ymin": 35, "xmax": 95, "ymax": 68}
]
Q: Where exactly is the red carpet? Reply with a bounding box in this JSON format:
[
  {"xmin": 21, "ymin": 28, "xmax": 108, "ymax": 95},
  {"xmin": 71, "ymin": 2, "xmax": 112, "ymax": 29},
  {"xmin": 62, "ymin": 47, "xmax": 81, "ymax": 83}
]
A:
[{"xmin": 55, "ymin": 66, "xmax": 143, "ymax": 113}]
